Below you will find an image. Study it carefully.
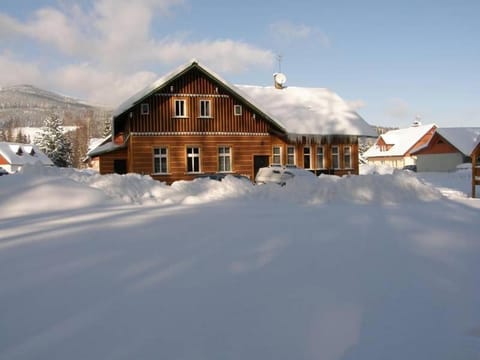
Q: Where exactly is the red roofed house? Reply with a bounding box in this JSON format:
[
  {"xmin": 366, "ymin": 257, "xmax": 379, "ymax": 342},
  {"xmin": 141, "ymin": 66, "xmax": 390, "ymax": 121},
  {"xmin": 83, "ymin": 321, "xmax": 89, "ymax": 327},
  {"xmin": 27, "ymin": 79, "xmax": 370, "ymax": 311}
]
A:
[{"xmin": 363, "ymin": 122, "xmax": 437, "ymax": 169}]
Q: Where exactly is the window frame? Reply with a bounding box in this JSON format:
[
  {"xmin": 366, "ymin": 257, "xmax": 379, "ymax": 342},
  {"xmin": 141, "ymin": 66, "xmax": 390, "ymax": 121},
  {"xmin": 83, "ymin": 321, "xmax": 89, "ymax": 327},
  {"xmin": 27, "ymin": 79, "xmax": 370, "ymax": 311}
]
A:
[
  {"xmin": 272, "ymin": 146, "xmax": 282, "ymax": 165},
  {"xmin": 153, "ymin": 147, "xmax": 168, "ymax": 174},
  {"xmin": 186, "ymin": 146, "xmax": 201, "ymax": 173},
  {"xmin": 316, "ymin": 145, "xmax": 325, "ymax": 169},
  {"xmin": 286, "ymin": 145, "xmax": 296, "ymax": 166},
  {"xmin": 234, "ymin": 104, "xmax": 242, "ymax": 116},
  {"xmin": 141, "ymin": 103, "xmax": 149, "ymax": 115},
  {"xmin": 332, "ymin": 146, "xmax": 340, "ymax": 169},
  {"xmin": 174, "ymin": 99, "xmax": 187, "ymax": 118},
  {"xmin": 303, "ymin": 146, "xmax": 312, "ymax": 169},
  {"xmin": 218, "ymin": 146, "xmax": 232, "ymax": 173},
  {"xmin": 344, "ymin": 146, "xmax": 352, "ymax": 169},
  {"xmin": 199, "ymin": 99, "xmax": 212, "ymax": 118}
]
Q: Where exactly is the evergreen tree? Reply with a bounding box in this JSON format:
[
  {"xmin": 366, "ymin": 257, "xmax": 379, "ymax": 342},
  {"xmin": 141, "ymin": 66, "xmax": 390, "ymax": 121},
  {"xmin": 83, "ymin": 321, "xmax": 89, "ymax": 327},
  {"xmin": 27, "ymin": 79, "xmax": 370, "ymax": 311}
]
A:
[
  {"xmin": 102, "ymin": 116, "xmax": 112, "ymax": 138},
  {"xmin": 35, "ymin": 114, "xmax": 72, "ymax": 167}
]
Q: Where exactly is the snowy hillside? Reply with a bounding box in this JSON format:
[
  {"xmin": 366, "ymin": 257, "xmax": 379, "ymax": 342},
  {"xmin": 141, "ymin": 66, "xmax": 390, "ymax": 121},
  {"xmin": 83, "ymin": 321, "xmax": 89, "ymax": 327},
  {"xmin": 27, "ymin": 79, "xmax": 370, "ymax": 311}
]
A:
[
  {"xmin": 1, "ymin": 166, "xmax": 479, "ymax": 360},
  {"xmin": 0, "ymin": 84, "xmax": 111, "ymax": 130}
]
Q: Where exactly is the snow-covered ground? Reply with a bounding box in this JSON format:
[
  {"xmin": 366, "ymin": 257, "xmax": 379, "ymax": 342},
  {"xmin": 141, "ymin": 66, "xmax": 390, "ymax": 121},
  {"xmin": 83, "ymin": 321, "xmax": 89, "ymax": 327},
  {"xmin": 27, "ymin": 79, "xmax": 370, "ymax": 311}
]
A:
[{"xmin": 1, "ymin": 165, "xmax": 479, "ymax": 360}]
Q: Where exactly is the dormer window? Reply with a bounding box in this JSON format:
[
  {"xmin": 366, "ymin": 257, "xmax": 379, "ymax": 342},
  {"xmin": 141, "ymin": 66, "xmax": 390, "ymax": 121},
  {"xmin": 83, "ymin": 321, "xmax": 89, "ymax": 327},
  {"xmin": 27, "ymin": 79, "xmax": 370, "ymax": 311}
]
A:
[
  {"xmin": 141, "ymin": 103, "xmax": 149, "ymax": 115},
  {"xmin": 16, "ymin": 147, "xmax": 23, "ymax": 156}
]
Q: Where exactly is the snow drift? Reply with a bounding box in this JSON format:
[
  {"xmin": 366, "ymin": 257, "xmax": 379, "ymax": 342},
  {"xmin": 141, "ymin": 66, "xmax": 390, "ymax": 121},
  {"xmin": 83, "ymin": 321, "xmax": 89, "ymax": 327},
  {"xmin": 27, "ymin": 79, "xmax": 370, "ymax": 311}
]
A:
[{"xmin": 1, "ymin": 165, "xmax": 479, "ymax": 360}]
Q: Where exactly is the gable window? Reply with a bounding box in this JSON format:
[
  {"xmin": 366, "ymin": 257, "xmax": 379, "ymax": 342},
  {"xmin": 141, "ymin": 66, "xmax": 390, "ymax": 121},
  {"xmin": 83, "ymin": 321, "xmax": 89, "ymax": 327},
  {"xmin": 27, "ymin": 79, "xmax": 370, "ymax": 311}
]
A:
[
  {"xmin": 218, "ymin": 146, "xmax": 232, "ymax": 172},
  {"xmin": 175, "ymin": 99, "xmax": 187, "ymax": 117},
  {"xmin": 316, "ymin": 146, "xmax": 324, "ymax": 169},
  {"xmin": 199, "ymin": 100, "xmax": 211, "ymax": 118},
  {"xmin": 272, "ymin": 146, "xmax": 282, "ymax": 165},
  {"xmin": 344, "ymin": 146, "xmax": 352, "ymax": 169},
  {"xmin": 303, "ymin": 146, "xmax": 311, "ymax": 169},
  {"xmin": 287, "ymin": 146, "xmax": 295, "ymax": 166},
  {"xmin": 153, "ymin": 147, "xmax": 168, "ymax": 174},
  {"xmin": 141, "ymin": 103, "xmax": 149, "ymax": 115},
  {"xmin": 332, "ymin": 146, "xmax": 340, "ymax": 169},
  {"xmin": 186, "ymin": 147, "xmax": 200, "ymax": 173},
  {"xmin": 234, "ymin": 105, "xmax": 242, "ymax": 116}
]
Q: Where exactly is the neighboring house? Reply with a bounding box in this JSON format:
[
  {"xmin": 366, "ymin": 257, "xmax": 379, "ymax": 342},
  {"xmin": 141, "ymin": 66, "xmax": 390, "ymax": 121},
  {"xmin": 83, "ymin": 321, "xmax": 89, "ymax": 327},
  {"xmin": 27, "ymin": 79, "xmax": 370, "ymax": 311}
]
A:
[
  {"xmin": 472, "ymin": 141, "xmax": 480, "ymax": 198},
  {"xmin": 363, "ymin": 122, "xmax": 437, "ymax": 169},
  {"xmin": 0, "ymin": 142, "xmax": 53, "ymax": 173},
  {"xmin": 87, "ymin": 60, "xmax": 375, "ymax": 183},
  {"xmin": 412, "ymin": 127, "xmax": 480, "ymax": 172}
]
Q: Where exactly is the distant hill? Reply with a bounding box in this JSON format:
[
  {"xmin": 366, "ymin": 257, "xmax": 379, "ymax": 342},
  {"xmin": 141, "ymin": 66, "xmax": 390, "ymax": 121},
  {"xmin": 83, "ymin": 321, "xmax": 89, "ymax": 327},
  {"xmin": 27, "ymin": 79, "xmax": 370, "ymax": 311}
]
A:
[{"xmin": 0, "ymin": 84, "xmax": 112, "ymax": 137}]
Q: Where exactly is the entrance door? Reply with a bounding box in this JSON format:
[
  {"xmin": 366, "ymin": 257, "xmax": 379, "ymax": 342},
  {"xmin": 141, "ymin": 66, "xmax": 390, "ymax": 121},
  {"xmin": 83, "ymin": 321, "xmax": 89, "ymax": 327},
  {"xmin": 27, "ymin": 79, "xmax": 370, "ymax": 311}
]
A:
[
  {"xmin": 253, "ymin": 155, "xmax": 269, "ymax": 179},
  {"xmin": 113, "ymin": 159, "xmax": 127, "ymax": 174}
]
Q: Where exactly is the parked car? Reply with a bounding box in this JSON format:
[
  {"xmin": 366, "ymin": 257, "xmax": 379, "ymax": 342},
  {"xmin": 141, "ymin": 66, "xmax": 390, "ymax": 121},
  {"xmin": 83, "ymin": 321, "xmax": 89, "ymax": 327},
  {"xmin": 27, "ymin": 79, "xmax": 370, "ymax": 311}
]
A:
[
  {"xmin": 402, "ymin": 165, "xmax": 417, "ymax": 172},
  {"xmin": 194, "ymin": 173, "xmax": 250, "ymax": 182},
  {"xmin": 255, "ymin": 166, "xmax": 316, "ymax": 186},
  {"xmin": 0, "ymin": 167, "xmax": 9, "ymax": 176}
]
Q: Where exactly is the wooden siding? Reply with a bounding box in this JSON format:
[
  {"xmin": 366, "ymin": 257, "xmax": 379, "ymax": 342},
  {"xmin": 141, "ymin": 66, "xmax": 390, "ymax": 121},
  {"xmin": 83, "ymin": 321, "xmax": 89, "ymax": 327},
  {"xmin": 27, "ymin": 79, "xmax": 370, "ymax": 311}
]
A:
[
  {"xmin": 407, "ymin": 127, "xmax": 436, "ymax": 155},
  {"xmin": 413, "ymin": 132, "xmax": 459, "ymax": 155},
  {"xmin": 98, "ymin": 148, "xmax": 128, "ymax": 174}
]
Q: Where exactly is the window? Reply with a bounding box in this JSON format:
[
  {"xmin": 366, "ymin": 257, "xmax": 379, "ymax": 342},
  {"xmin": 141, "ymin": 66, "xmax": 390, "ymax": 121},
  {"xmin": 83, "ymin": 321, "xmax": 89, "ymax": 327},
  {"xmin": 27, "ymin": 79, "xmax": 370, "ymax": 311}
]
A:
[
  {"xmin": 174, "ymin": 99, "xmax": 186, "ymax": 117},
  {"xmin": 272, "ymin": 146, "xmax": 282, "ymax": 165},
  {"xmin": 141, "ymin": 103, "xmax": 149, "ymax": 115},
  {"xmin": 187, "ymin": 147, "xmax": 200, "ymax": 173},
  {"xmin": 234, "ymin": 105, "xmax": 242, "ymax": 116},
  {"xmin": 316, "ymin": 146, "xmax": 324, "ymax": 169},
  {"xmin": 218, "ymin": 146, "xmax": 232, "ymax": 172},
  {"xmin": 332, "ymin": 146, "xmax": 339, "ymax": 169},
  {"xmin": 199, "ymin": 100, "xmax": 211, "ymax": 118},
  {"xmin": 153, "ymin": 147, "xmax": 168, "ymax": 174},
  {"xmin": 303, "ymin": 146, "xmax": 311, "ymax": 169},
  {"xmin": 287, "ymin": 146, "xmax": 295, "ymax": 166},
  {"xmin": 344, "ymin": 146, "xmax": 352, "ymax": 169}
]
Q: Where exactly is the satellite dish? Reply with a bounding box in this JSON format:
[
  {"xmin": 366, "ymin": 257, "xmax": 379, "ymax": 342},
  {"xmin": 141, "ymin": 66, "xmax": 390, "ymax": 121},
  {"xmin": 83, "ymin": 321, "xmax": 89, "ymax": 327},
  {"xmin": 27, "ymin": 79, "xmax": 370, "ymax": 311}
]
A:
[{"xmin": 274, "ymin": 72, "xmax": 287, "ymax": 86}]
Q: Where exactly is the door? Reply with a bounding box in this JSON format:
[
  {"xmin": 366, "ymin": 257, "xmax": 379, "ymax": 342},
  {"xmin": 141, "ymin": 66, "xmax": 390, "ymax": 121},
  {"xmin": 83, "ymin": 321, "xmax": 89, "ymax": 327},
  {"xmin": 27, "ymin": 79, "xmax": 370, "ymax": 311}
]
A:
[
  {"xmin": 113, "ymin": 159, "xmax": 127, "ymax": 174},
  {"xmin": 253, "ymin": 155, "xmax": 269, "ymax": 179}
]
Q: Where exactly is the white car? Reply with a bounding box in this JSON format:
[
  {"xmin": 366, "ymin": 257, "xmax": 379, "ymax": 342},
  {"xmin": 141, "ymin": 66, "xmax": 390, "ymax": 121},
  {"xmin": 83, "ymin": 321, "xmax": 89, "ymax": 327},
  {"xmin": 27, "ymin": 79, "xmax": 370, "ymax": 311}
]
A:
[{"xmin": 255, "ymin": 166, "xmax": 316, "ymax": 186}]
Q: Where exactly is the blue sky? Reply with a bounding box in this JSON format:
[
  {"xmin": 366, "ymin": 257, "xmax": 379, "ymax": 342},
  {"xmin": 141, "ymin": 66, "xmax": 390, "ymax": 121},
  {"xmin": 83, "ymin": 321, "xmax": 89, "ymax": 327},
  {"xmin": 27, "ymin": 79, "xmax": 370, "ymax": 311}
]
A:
[{"xmin": 0, "ymin": 0, "xmax": 479, "ymax": 128}]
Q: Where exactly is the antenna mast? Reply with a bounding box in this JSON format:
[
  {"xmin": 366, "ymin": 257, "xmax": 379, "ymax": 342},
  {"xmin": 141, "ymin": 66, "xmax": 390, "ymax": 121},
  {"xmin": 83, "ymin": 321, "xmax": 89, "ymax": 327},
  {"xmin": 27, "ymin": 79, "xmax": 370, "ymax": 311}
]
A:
[{"xmin": 276, "ymin": 54, "xmax": 283, "ymax": 73}]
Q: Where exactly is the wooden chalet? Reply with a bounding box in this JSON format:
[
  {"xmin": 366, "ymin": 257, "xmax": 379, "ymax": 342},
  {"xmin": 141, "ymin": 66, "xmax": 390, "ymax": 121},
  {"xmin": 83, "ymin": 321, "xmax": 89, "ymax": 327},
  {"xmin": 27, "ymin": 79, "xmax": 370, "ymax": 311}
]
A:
[{"xmin": 88, "ymin": 60, "xmax": 375, "ymax": 183}]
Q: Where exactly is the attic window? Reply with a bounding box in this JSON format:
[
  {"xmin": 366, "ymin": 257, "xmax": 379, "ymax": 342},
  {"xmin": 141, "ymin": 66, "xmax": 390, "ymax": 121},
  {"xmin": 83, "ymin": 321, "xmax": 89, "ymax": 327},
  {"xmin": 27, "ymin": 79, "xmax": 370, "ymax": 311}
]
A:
[
  {"xmin": 234, "ymin": 105, "xmax": 242, "ymax": 116},
  {"xmin": 437, "ymin": 139, "xmax": 444, "ymax": 144},
  {"xmin": 141, "ymin": 103, "xmax": 149, "ymax": 115},
  {"xmin": 16, "ymin": 147, "xmax": 23, "ymax": 156}
]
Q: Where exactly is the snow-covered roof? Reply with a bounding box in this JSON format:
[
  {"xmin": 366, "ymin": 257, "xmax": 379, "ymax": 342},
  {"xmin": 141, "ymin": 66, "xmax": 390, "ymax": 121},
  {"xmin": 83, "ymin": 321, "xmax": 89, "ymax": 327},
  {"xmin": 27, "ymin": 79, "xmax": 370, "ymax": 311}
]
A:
[
  {"xmin": 87, "ymin": 139, "xmax": 126, "ymax": 158},
  {"xmin": 113, "ymin": 59, "xmax": 375, "ymax": 137},
  {"xmin": 435, "ymin": 127, "xmax": 480, "ymax": 156},
  {"xmin": 235, "ymin": 85, "xmax": 376, "ymax": 137},
  {"xmin": 364, "ymin": 123, "xmax": 436, "ymax": 158},
  {"xmin": 0, "ymin": 142, "xmax": 53, "ymax": 166}
]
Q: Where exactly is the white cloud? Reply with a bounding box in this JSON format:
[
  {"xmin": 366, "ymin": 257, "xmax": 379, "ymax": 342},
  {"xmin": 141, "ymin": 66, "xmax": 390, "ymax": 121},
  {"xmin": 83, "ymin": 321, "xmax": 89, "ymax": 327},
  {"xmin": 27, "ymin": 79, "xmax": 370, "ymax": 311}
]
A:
[
  {"xmin": 0, "ymin": 0, "xmax": 274, "ymax": 106},
  {"xmin": 385, "ymin": 98, "xmax": 411, "ymax": 119},
  {"xmin": 269, "ymin": 20, "xmax": 330, "ymax": 47},
  {"xmin": 0, "ymin": 53, "xmax": 43, "ymax": 87}
]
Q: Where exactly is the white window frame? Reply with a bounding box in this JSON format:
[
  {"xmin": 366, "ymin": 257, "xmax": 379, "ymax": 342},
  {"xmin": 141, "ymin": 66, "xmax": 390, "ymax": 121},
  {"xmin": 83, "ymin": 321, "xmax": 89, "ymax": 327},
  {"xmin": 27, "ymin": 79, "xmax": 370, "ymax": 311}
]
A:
[
  {"xmin": 303, "ymin": 146, "xmax": 312, "ymax": 169},
  {"xmin": 153, "ymin": 147, "xmax": 168, "ymax": 174},
  {"xmin": 272, "ymin": 146, "xmax": 282, "ymax": 165},
  {"xmin": 344, "ymin": 146, "xmax": 352, "ymax": 169},
  {"xmin": 199, "ymin": 99, "xmax": 212, "ymax": 118},
  {"xmin": 218, "ymin": 146, "xmax": 232, "ymax": 172},
  {"xmin": 316, "ymin": 146, "xmax": 325, "ymax": 169},
  {"xmin": 332, "ymin": 146, "xmax": 340, "ymax": 169},
  {"xmin": 234, "ymin": 105, "xmax": 242, "ymax": 116},
  {"xmin": 141, "ymin": 103, "xmax": 149, "ymax": 115},
  {"xmin": 174, "ymin": 99, "xmax": 187, "ymax": 117},
  {"xmin": 186, "ymin": 146, "xmax": 201, "ymax": 173},
  {"xmin": 287, "ymin": 146, "xmax": 295, "ymax": 166}
]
